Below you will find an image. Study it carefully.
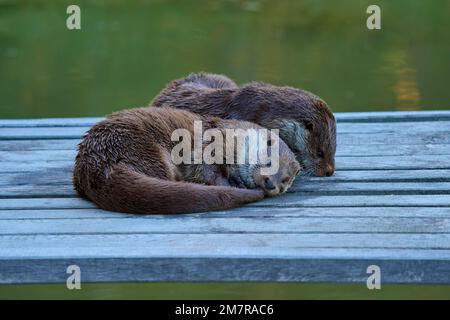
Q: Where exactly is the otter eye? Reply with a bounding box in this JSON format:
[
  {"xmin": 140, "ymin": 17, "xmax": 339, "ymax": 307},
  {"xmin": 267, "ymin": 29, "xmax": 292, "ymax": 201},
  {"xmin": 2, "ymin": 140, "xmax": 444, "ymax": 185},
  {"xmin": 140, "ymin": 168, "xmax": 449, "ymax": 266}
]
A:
[
  {"xmin": 304, "ymin": 121, "xmax": 313, "ymax": 131},
  {"xmin": 318, "ymin": 150, "xmax": 324, "ymax": 158},
  {"xmin": 266, "ymin": 161, "xmax": 272, "ymax": 167}
]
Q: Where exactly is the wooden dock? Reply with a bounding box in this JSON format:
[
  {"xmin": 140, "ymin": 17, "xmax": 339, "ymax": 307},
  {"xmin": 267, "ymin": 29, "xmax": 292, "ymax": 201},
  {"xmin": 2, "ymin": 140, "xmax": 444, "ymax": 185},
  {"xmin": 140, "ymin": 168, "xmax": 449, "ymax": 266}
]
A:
[{"xmin": 1, "ymin": 110, "xmax": 450, "ymax": 284}]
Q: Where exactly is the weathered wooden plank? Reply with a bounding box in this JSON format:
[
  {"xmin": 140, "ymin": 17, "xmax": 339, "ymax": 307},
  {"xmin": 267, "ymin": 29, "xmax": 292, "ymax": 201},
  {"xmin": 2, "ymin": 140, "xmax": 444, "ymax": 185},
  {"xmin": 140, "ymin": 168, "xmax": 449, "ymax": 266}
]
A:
[
  {"xmin": 0, "ymin": 195, "xmax": 448, "ymax": 210},
  {"xmin": 0, "ymin": 198, "xmax": 95, "ymax": 210},
  {"xmin": 2, "ymin": 182, "xmax": 450, "ymax": 198},
  {"xmin": 0, "ymin": 233, "xmax": 450, "ymax": 260},
  {"xmin": 337, "ymin": 121, "xmax": 450, "ymax": 133},
  {"xmin": 305, "ymin": 170, "xmax": 450, "ymax": 182},
  {"xmin": 291, "ymin": 182, "xmax": 450, "ymax": 195},
  {"xmin": 1, "ymin": 110, "xmax": 449, "ymax": 127},
  {"xmin": 0, "ymin": 143, "xmax": 449, "ymax": 162},
  {"xmin": 1, "ymin": 232, "xmax": 450, "ymax": 283},
  {"xmin": 0, "ymin": 127, "xmax": 88, "ymax": 140},
  {"xmin": 0, "ymin": 208, "xmax": 124, "ymax": 219},
  {"xmin": 337, "ymin": 132, "xmax": 450, "ymax": 145},
  {"xmin": 336, "ymin": 110, "xmax": 450, "ymax": 122},
  {"xmin": 0, "ymin": 133, "xmax": 434, "ymax": 145},
  {"xmin": 0, "ymin": 139, "xmax": 79, "ymax": 151},
  {"xmin": 1, "ymin": 123, "xmax": 450, "ymax": 140},
  {"xmin": 251, "ymin": 195, "xmax": 450, "ymax": 208},
  {"xmin": 2, "ymin": 170, "xmax": 449, "ymax": 188},
  {"xmin": 0, "ymin": 150, "xmax": 76, "ymax": 161},
  {"xmin": 1, "ymin": 132, "xmax": 449, "ymax": 146},
  {"xmin": 1, "ymin": 155, "xmax": 449, "ymax": 173},
  {"xmin": 1, "ymin": 139, "xmax": 448, "ymax": 157},
  {"xmin": 2, "ymin": 233, "xmax": 450, "ymax": 252},
  {"xmin": 0, "ymin": 170, "xmax": 73, "ymax": 186},
  {"xmin": 1, "ymin": 207, "xmax": 450, "ymax": 220},
  {"xmin": 0, "ymin": 171, "xmax": 71, "ymax": 186},
  {"xmin": 337, "ymin": 144, "xmax": 450, "ymax": 156},
  {"xmin": 335, "ymin": 155, "xmax": 450, "ymax": 170},
  {"xmin": 2, "ymin": 254, "xmax": 449, "ymax": 284},
  {"xmin": 0, "ymin": 185, "xmax": 75, "ymax": 197},
  {"xmin": 1, "ymin": 216, "xmax": 449, "ymax": 235},
  {"xmin": 0, "ymin": 162, "xmax": 73, "ymax": 173},
  {"xmin": 0, "ymin": 119, "xmax": 450, "ymax": 137},
  {"xmin": 0, "ymin": 117, "xmax": 103, "ymax": 127}
]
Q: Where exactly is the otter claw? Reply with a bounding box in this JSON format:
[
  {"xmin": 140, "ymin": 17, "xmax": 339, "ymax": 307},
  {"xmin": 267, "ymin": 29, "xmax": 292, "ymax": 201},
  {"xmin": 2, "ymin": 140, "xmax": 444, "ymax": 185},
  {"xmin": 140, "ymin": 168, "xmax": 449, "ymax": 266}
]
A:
[{"xmin": 229, "ymin": 175, "xmax": 247, "ymax": 189}]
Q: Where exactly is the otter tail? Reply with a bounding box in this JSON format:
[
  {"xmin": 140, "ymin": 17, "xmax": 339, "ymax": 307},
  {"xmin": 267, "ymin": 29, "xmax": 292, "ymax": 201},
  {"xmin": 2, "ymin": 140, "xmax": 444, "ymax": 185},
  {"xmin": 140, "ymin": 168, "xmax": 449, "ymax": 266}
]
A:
[{"xmin": 85, "ymin": 165, "xmax": 264, "ymax": 214}]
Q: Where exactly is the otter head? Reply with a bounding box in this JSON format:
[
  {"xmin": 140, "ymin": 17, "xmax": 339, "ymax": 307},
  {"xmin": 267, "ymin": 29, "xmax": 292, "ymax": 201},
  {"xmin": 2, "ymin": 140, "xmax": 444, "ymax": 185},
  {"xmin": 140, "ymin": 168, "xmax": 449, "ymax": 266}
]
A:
[
  {"xmin": 251, "ymin": 136, "xmax": 301, "ymax": 197},
  {"xmin": 277, "ymin": 107, "xmax": 336, "ymax": 177},
  {"xmin": 233, "ymin": 83, "xmax": 336, "ymax": 177}
]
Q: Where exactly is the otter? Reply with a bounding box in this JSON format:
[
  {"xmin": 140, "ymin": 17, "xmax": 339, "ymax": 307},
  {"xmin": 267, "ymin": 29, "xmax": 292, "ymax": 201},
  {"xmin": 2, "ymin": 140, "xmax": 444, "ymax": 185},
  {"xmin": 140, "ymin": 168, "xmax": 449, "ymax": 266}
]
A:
[
  {"xmin": 214, "ymin": 118, "xmax": 300, "ymax": 197},
  {"xmin": 73, "ymin": 107, "xmax": 300, "ymax": 214},
  {"xmin": 151, "ymin": 72, "xmax": 336, "ymax": 177}
]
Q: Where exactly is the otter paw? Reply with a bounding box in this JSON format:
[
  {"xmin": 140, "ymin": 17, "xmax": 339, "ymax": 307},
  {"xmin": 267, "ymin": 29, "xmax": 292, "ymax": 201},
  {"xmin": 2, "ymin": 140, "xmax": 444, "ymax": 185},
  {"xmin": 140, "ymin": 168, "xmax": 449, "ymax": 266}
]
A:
[{"xmin": 228, "ymin": 175, "xmax": 247, "ymax": 189}]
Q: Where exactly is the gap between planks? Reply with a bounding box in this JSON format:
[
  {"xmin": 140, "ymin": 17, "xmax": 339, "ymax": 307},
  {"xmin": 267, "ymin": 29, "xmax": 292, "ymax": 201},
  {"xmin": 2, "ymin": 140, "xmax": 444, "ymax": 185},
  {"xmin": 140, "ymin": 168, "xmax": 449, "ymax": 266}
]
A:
[{"xmin": 0, "ymin": 195, "xmax": 449, "ymax": 210}]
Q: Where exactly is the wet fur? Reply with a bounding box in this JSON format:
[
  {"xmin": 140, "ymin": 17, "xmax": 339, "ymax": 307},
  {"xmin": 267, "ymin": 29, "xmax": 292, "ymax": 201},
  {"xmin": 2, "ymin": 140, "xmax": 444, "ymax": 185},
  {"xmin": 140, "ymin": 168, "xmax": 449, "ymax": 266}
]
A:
[
  {"xmin": 74, "ymin": 107, "xmax": 267, "ymax": 214},
  {"xmin": 73, "ymin": 107, "xmax": 298, "ymax": 214},
  {"xmin": 151, "ymin": 72, "xmax": 336, "ymax": 176}
]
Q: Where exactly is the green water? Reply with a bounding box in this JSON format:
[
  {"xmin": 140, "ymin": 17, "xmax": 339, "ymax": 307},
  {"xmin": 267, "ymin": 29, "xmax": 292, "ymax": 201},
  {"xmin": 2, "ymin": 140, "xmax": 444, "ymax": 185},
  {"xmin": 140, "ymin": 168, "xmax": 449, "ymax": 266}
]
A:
[
  {"xmin": 0, "ymin": 0, "xmax": 449, "ymax": 118},
  {"xmin": 2, "ymin": 283, "xmax": 450, "ymax": 300}
]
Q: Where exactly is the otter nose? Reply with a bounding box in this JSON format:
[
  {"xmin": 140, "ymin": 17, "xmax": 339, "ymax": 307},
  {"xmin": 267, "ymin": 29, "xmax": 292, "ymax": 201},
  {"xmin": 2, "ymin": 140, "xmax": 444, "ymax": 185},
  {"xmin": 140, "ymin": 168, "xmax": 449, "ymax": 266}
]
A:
[
  {"xmin": 325, "ymin": 165, "xmax": 335, "ymax": 177},
  {"xmin": 264, "ymin": 177, "xmax": 276, "ymax": 190}
]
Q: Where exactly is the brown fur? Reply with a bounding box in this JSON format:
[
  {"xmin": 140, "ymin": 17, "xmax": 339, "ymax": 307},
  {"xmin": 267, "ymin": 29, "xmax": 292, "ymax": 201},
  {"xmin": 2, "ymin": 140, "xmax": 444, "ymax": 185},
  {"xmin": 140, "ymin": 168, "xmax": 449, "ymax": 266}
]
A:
[
  {"xmin": 73, "ymin": 107, "xmax": 298, "ymax": 214},
  {"xmin": 214, "ymin": 118, "xmax": 300, "ymax": 197},
  {"xmin": 151, "ymin": 72, "xmax": 336, "ymax": 176}
]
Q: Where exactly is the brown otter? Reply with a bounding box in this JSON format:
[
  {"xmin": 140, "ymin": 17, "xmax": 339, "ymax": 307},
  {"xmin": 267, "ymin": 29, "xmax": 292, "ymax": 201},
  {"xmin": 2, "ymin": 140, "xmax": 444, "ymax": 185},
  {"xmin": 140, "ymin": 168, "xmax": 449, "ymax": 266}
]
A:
[
  {"xmin": 151, "ymin": 72, "xmax": 336, "ymax": 177},
  {"xmin": 73, "ymin": 107, "xmax": 300, "ymax": 214},
  {"xmin": 215, "ymin": 118, "xmax": 300, "ymax": 197}
]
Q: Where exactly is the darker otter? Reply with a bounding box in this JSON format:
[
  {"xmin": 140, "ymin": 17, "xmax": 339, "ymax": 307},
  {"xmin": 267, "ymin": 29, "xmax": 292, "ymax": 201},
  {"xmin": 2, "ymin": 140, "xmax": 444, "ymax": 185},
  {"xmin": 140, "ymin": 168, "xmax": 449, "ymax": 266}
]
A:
[
  {"xmin": 73, "ymin": 107, "xmax": 299, "ymax": 214},
  {"xmin": 151, "ymin": 72, "xmax": 336, "ymax": 177}
]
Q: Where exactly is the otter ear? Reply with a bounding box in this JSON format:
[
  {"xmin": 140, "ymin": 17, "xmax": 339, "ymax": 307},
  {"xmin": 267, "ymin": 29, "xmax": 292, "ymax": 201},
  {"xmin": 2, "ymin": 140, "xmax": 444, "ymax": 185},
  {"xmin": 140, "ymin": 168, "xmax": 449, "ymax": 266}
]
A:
[{"xmin": 303, "ymin": 120, "xmax": 314, "ymax": 131}]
